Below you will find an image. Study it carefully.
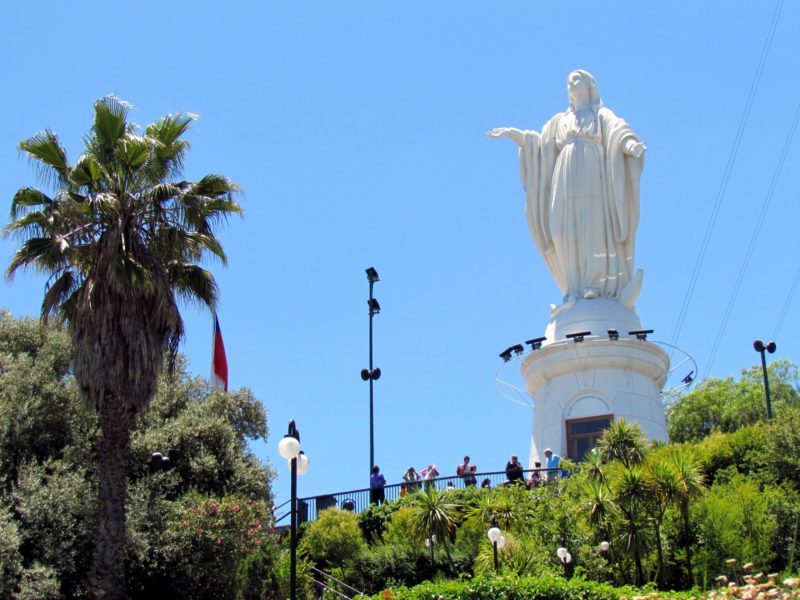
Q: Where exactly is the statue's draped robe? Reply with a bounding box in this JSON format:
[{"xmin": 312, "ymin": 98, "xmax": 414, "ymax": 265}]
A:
[{"xmin": 519, "ymin": 107, "xmax": 643, "ymax": 304}]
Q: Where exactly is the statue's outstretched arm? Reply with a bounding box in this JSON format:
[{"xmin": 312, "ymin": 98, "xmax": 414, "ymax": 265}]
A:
[
  {"xmin": 624, "ymin": 139, "xmax": 647, "ymax": 158},
  {"xmin": 485, "ymin": 127, "xmax": 528, "ymax": 147}
]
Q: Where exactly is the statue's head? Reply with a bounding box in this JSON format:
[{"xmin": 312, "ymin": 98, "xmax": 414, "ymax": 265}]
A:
[{"xmin": 566, "ymin": 70, "xmax": 602, "ymax": 111}]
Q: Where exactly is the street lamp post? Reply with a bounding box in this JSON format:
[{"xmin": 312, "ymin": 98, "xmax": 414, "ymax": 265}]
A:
[
  {"xmin": 557, "ymin": 547, "xmax": 573, "ymax": 577},
  {"xmin": 362, "ymin": 267, "xmax": 381, "ymax": 478},
  {"xmin": 753, "ymin": 339, "xmax": 777, "ymax": 419},
  {"xmin": 424, "ymin": 534, "xmax": 437, "ymax": 563},
  {"xmin": 278, "ymin": 420, "xmax": 310, "ymax": 600},
  {"xmin": 487, "ymin": 515, "xmax": 505, "ymax": 573}
]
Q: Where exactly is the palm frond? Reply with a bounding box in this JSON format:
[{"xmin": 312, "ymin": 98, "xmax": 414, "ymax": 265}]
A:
[
  {"xmin": 6, "ymin": 237, "xmax": 68, "ymax": 278},
  {"xmin": 10, "ymin": 187, "xmax": 53, "ymax": 219},
  {"xmin": 70, "ymin": 153, "xmax": 101, "ymax": 188},
  {"xmin": 19, "ymin": 130, "xmax": 70, "ymax": 189},
  {"xmin": 41, "ymin": 269, "xmax": 81, "ymax": 319},
  {"xmin": 117, "ymin": 133, "xmax": 154, "ymax": 169},
  {"xmin": 167, "ymin": 263, "xmax": 218, "ymax": 308},
  {"xmin": 3, "ymin": 209, "xmax": 54, "ymax": 239},
  {"xmin": 146, "ymin": 113, "xmax": 196, "ymax": 176},
  {"xmin": 110, "ymin": 253, "xmax": 153, "ymax": 290},
  {"xmin": 92, "ymin": 96, "xmax": 132, "ymax": 152}
]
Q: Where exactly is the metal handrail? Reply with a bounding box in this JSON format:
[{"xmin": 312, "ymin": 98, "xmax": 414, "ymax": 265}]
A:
[
  {"xmin": 311, "ymin": 567, "xmax": 366, "ymax": 598},
  {"xmin": 295, "ymin": 467, "xmax": 564, "ymax": 523}
]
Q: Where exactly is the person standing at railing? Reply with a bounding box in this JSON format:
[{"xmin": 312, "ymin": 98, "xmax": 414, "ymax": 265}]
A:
[
  {"xmin": 456, "ymin": 455, "xmax": 478, "ymax": 487},
  {"xmin": 370, "ymin": 465, "xmax": 386, "ymax": 505},
  {"xmin": 544, "ymin": 448, "xmax": 561, "ymax": 485},
  {"xmin": 505, "ymin": 454, "xmax": 524, "ymax": 486},
  {"xmin": 527, "ymin": 461, "xmax": 543, "ymax": 489},
  {"xmin": 420, "ymin": 464, "xmax": 439, "ymax": 490},
  {"xmin": 402, "ymin": 466, "xmax": 421, "ymax": 494}
]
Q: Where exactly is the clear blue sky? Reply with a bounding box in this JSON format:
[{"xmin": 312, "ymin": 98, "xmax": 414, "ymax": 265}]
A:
[{"xmin": 2, "ymin": 2, "xmax": 798, "ymax": 506}]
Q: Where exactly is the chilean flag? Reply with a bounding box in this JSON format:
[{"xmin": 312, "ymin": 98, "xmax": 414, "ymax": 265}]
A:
[{"xmin": 211, "ymin": 314, "xmax": 228, "ymax": 392}]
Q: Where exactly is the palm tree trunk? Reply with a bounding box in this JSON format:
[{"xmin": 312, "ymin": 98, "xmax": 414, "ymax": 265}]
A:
[
  {"xmin": 87, "ymin": 399, "xmax": 134, "ymax": 600},
  {"xmin": 682, "ymin": 506, "xmax": 694, "ymax": 588},
  {"xmin": 654, "ymin": 521, "xmax": 665, "ymax": 589},
  {"xmin": 634, "ymin": 547, "xmax": 644, "ymax": 587}
]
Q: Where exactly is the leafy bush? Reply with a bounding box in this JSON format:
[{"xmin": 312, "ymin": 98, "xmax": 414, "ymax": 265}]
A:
[
  {"xmin": 12, "ymin": 460, "xmax": 95, "ymax": 597},
  {"xmin": 371, "ymin": 573, "xmax": 697, "ymax": 599},
  {"xmin": 692, "ymin": 474, "xmax": 776, "ymax": 578},
  {"xmin": 301, "ymin": 507, "xmax": 365, "ymax": 572},
  {"xmin": 161, "ymin": 492, "xmax": 270, "ymax": 600},
  {"xmin": 354, "ymin": 544, "xmax": 473, "ymax": 595},
  {"xmin": 235, "ymin": 536, "xmax": 315, "ymax": 600},
  {"xmin": 0, "ymin": 506, "xmax": 22, "ymax": 599}
]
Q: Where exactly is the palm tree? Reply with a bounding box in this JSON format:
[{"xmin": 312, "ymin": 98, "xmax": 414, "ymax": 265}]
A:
[
  {"xmin": 596, "ymin": 418, "xmax": 648, "ymax": 468},
  {"xmin": 583, "ymin": 476, "xmax": 615, "ymax": 544},
  {"xmin": 647, "ymin": 458, "xmax": 680, "ymax": 588},
  {"xmin": 582, "ymin": 447, "xmax": 607, "ymax": 482},
  {"xmin": 5, "ymin": 96, "xmax": 240, "ymax": 599},
  {"xmin": 408, "ymin": 487, "xmax": 460, "ymax": 564},
  {"xmin": 614, "ymin": 465, "xmax": 652, "ymax": 586},
  {"xmin": 668, "ymin": 448, "xmax": 704, "ymax": 588}
]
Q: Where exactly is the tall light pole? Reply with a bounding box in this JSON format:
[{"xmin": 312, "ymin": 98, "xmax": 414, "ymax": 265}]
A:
[
  {"xmin": 361, "ymin": 267, "xmax": 381, "ymax": 478},
  {"xmin": 753, "ymin": 339, "xmax": 777, "ymax": 419},
  {"xmin": 278, "ymin": 420, "xmax": 310, "ymax": 600}
]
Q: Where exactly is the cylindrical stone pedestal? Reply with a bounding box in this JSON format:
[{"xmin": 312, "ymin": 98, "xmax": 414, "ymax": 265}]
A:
[{"xmin": 521, "ymin": 298, "xmax": 669, "ymax": 467}]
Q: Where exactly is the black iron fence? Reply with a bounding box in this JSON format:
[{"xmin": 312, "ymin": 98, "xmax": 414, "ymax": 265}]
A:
[{"xmin": 275, "ymin": 468, "xmax": 564, "ymax": 525}]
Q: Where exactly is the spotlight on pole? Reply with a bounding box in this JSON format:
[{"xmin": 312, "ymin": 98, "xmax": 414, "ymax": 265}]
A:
[
  {"xmin": 681, "ymin": 371, "xmax": 694, "ymax": 385},
  {"xmin": 753, "ymin": 339, "xmax": 777, "ymax": 419},
  {"xmin": 607, "ymin": 329, "xmax": 619, "ymax": 341},
  {"xmin": 365, "ymin": 267, "xmax": 380, "ymax": 283},
  {"xmin": 511, "ymin": 344, "xmax": 525, "ymax": 356},
  {"xmin": 367, "ymin": 298, "xmax": 381, "ymax": 315},
  {"xmin": 628, "ymin": 329, "xmax": 653, "ymax": 340},
  {"xmin": 566, "ymin": 331, "xmax": 591, "ymax": 343},
  {"xmin": 499, "ymin": 347, "xmax": 514, "ymax": 362},
  {"xmin": 525, "ymin": 336, "xmax": 547, "ymax": 350}
]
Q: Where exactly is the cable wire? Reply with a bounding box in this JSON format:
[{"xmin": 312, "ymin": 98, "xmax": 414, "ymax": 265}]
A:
[
  {"xmin": 704, "ymin": 101, "xmax": 800, "ymax": 377},
  {"xmin": 772, "ymin": 263, "xmax": 800, "ymax": 341},
  {"xmin": 668, "ymin": 0, "xmax": 785, "ymax": 356}
]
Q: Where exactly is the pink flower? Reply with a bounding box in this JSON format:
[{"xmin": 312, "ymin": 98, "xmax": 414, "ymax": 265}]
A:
[
  {"xmin": 231, "ymin": 504, "xmax": 240, "ymax": 513},
  {"xmin": 215, "ymin": 538, "xmax": 222, "ymax": 545},
  {"xmin": 247, "ymin": 498, "xmax": 255, "ymax": 505},
  {"xmin": 198, "ymin": 528, "xmax": 204, "ymax": 534},
  {"xmin": 187, "ymin": 507, "xmax": 194, "ymax": 513}
]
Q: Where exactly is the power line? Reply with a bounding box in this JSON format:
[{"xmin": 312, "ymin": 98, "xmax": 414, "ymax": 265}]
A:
[
  {"xmin": 668, "ymin": 0, "xmax": 785, "ymax": 356},
  {"xmin": 772, "ymin": 263, "xmax": 800, "ymax": 342},
  {"xmin": 703, "ymin": 101, "xmax": 800, "ymax": 377}
]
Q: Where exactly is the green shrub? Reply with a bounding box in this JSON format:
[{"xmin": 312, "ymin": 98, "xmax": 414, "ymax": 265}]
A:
[
  {"xmin": 370, "ymin": 573, "xmax": 697, "ymax": 599},
  {"xmin": 358, "ymin": 499, "xmax": 403, "ymax": 543},
  {"xmin": 161, "ymin": 492, "xmax": 270, "ymax": 600},
  {"xmin": 692, "ymin": 474, "xmax": 776, "ymax": 579},
  {"xmin": 355, "ymin": 544, "xmax": 473, "ymax": 595},
  {"xmin": 0, "ymin": 506, "xmax": 22, "ymax": 599},
  {"xmin": 301, "ymin": 507, "xmax": 365, "ymax": 572}
]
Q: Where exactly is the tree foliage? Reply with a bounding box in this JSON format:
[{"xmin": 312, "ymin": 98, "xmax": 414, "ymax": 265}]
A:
[
  {"xmin": 0, "ymin": 312, "xmax": 274, "ymax": 599},
  {"xmin": 667, "ymin": 360, "xmax": 799, "ymax": 443}
]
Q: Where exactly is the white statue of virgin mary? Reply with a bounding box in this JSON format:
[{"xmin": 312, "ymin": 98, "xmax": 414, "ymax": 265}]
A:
[{"xmin": 488, "ymin": 70, "xmax": 646, "ymax": 314}]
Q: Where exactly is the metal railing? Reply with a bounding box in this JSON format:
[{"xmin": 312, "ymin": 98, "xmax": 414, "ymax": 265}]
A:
[
  {"xmin": 274, "ymin": 468, "xmax": 563, "ymax": 524},
  {"xmin": 311, "ymin": 567, "xmax": 366, "ymax": 599}
]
